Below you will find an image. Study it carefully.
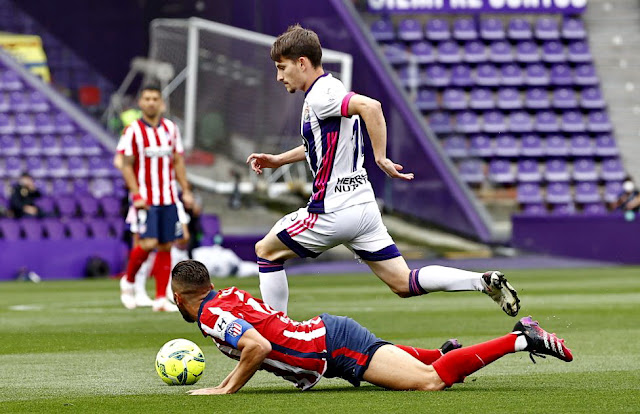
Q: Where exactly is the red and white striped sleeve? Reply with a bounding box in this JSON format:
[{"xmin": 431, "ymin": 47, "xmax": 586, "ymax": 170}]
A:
[
  {"xmin": 173, "ymin": 123, "xmax": 184, "ymax": 155},
  {"xmin": 117, "ymin": 126, "xmax": 135, "ymax": 156}
]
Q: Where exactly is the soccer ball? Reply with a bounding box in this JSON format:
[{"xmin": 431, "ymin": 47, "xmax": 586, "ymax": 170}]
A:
[{"xmin": 155, "ymin": 339, "xmax": 206, "ymax": 385}]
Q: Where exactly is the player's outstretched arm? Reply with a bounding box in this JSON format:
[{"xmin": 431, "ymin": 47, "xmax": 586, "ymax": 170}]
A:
[
  {"xmin": 347, "ymin": 94, "xmax": 414, "ymax": 181},
  {"xmin": 246, "ymin": 145, "xmax": 306, "ymax": 175},
  {"xmin": 188, "ymin": 329, "xmax": 272, "ymax": 395}
]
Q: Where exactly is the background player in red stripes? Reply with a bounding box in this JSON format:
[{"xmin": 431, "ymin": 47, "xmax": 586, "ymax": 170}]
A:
[
  {"xmin": 117, "ymin": 85, "xmax": 193, "ymax": 312},
  {"xmin": 171, "ymin": 260, "xmax": 572, "ymax": 395}
]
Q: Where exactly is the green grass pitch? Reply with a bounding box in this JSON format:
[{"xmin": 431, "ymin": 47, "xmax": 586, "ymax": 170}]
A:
[{"xmin": 1, "ymin": 267, "xmax": 639, "ymax": 413}]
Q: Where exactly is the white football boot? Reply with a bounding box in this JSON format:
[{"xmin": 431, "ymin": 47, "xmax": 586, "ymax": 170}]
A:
[
  {"xmin": 152, "ymin": 297, "xmax": 179, "ymax": 312},
  {"xmin": 119, "ymin": 276, "xmax": 136, "ymax": 310}
]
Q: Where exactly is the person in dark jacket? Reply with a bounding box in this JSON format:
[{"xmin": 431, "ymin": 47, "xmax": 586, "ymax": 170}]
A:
[{"xmin": 9, "ymin": 173, "xmax": 41, "ymax": 218}]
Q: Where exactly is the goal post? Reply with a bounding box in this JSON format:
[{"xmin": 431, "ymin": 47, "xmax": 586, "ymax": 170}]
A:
[{"xmin": 148, "ymin": 17, "xmax": 353, "ymax": 195}]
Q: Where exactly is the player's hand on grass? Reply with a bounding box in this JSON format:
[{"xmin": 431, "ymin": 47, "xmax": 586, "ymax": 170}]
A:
[
  {"xmin": 246, "ymin": 153, "xmax": 281, "ymax": 175},
  {"xmin": 187, "ymin": 386, "xmax": 230, "ymax": 395},
  {"xmin": 376, "ymin": 158, "xmax": 414, "ymax": 181}
]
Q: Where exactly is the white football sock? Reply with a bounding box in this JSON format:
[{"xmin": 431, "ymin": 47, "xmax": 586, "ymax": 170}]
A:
[
  {"xmin": 259, "ymin": 269, "xmax": 289, "ymax": 314},
  {"xmin": 514, "ymin": 335, "xmax": 528, "ymax": 352},
  {"xmin": 417, "ymin": 265, "xmax": 484, "ymax": 292}
]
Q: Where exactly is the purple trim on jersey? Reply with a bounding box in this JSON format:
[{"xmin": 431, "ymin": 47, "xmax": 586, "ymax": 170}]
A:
[
  {"xmin": 353, "ymin": 244, "xmax": 402, "ymax": 262},
  {"xmin": 341, "ymin": 92, "xmax": 356, "ymax": 117},
  {"xmin": 352, "ymin": 118, "xmax": 360, "ymax": 173},
  {"xmin": 304, "ymin": 73, "xmax": 330, "ymax": 97},
  {"xmin": 302, "ymin": 120, "xmax": 318, "ymax": 175},
  {"xmin": 408, "ymin": 269, "xmax": 428, "ymax": 296},
  {"xmin": 277, "ymin": 229, "xmax": 321, "ymax": 258},
  {"xmin": 257, "ymin": 257, "xmax": 285, "ymax": 273},
  {"xmin": 308, "ymin": 117, "xmax": 341, "ymax": 214}
]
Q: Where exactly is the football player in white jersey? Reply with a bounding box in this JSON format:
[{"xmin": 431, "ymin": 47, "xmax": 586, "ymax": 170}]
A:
[{"xmin": 247, "ymin": 25, "xmax": 519, "ymax": 317}]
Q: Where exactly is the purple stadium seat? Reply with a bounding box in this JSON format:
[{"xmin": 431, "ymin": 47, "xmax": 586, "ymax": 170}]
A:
[
  {"xmin": 535, "ymin": 17, "xmax": 560, "ymax": 40},
  {"xmin": 458, "ymin": 159, "xmax": 484, "ymax": 184},
  {"xmin": 72, "ymin": 178, "xmax": 90, "ymax": 195},
  {"xmin": 0, "ymin": 219, "xmax": 21, "ymax": 240},
  {"xmin": 21, "ymin": 218, "xmax": 43, "ymax": 240},
  {"xmin": 570, "ymin": 135, "xmax": 594, "ymax": 157},
  {"xmin": 480, "ymin": 18, "xmax": 505, "ymax": 40},
  {"xmin": 395, "ymin": 65, "xmax": 413, "ymax": 86},
  {"xmin": 68, "ymin": 156, "xmax": 89, "ymax": 177},
  {"xmin": 489, "ymin": 41, "xmax": 513, "ymax": 63},
  {"xmin": 580, "ymin": 87, "xmax": 605, "ymax": 109},
  {"xmin": 469, "ymin": 88, "xmax": 494, "ymax": 110},
  {"xmin": 517, "ymin": 183, "xmax": 543, "ymax": 203},
  {"xmin": 0, "ymin": 92, "xmax": 8, "ymax": 112},
  {"xmin": 561, "ymin": 111, "xmax": 585, "ymax": 133},
  {"xmin": 28, "ymin": 91, "xmax": 49, "ymax": 112},
  {"xmin": 483, "ymin": 111, "xmax": 507, "ymax": 133},
  {"xmin": 383, "ymin": 44, "xmax": 409, "ymax": 65},
  {"xmin": 34, "ymin": 113, "xmax": 55, "ymax": 134},
  {"xmin": 550, "ymin": 64, "xmax": 573, "ymax": 86},
  {"xmin": 411, "ymin": 42, "xmax": 436, "ymax": 64},
  {"xmin": 494, "ymin": 134, "xmax": 520, "ymax": 157},
  {"xmin": 56, "ymin": 197, "xmax": 78, "ymax": 217},
  {"xmin": 545, "ymin": 158, "xmax": 570, "ymax": 182},
  {"xmin": 427, "ymin": 112, "xmax": 452, "ymax": 134},
  {"xmin": 594, "ymin": 134, "xmax": 619, "ymax": 157},
  {"xmin": 488, "ymin": 159, "xmax": 515, "ymax": 184},
  {"xmin": 587, "ymin": 111, "xmax": 612, "ymax": 133},
  {"xmin": 0, "ymin": 113, "xmax": 13, "ymax": 134},
  {"xmin": 99, "ymin": 196, "xmax": 121, "ymax": 218},
  {"xmin": 88, "ymin": 156, "xmax": 112, "ymax": 177},
  {"xmin": 442, "ymin": 135, "xmax": 468, "ymax": 158},
  {"xmin": 525, "ymin": 88, "xmax": 550, "ymax": 109},
  {"xmin": 500, "ymin": 64, "xmax": 523, "ymax": 86},
  {"xmin": 562, "ymin": 17, "xmax": 586, "ymax": 39},
  {"xmin": 450, "ymin": 64, "xmax": 474, "ymax": 87},
  {"xmin": 525, "ymin": 64, "xmax": 550, "ymax": 86},
  {"xmin": 546, "ymin": 182, "xmax": 572, "ymax": 204},
  {"xmin": 552, "ymin": 88, "xmax": 578, "ymax": 109},
  {"xmin": 41, "ymin": 134, "xmax": 61, "ymax": 156},
  {"xmin": 515, "ymin": 40, "xmax": 539, "ymax": 63},
  {"xmin": 551, "ymin": 203, "xmax": 575, "ymax": 215},
  {"xmin": 52, "ymin": 179, "xmax": 70, "ymax": 196},
  {"xmin": 54, "ymin": 113, "xmax": 75, "ymax": 134},
  {"xmin": 521, "ymin": 203, "xmax": 547, "ymax": 215},
  {"xmin": 545, "ymin": 135, "xmax": 569, "ymax": 157},
  {"xmin": 442, "ymin": 89, "xmax": 467, "ymax": 110},
  {"xmin": 81, "ymin": 134, "xmax": 104, "ymax": 156},
  {"xmin": 35, "ymin": 195, "xmax": 55, "ymax": 215},
  {"xmin": 0, "ymin": 70, "xmax": 23, "ymax": 91},
  {"xmin": 415, "ymin": 89, "xmax": 438, "ymax": 112},
  {"xmin": 508, "ymin": 18, "xmax": 532, "ymax": 40},
  {"xmin": 88, "ymin": 220, "xmax": 113, "ymax": 239},
  {"xmin": 3, "ymin": 157, "xmax": 23, "ymax": 178},
  {"xmin": 397, "ymin": 19, "xmax": 423, "ymax": 42},
  {"xmin": 15, "ymin": 113, "xmax": 35, "ymax": 134},
  {"xmin": 26, "ymin": 156, "xmax": 46, "ymax": 178},
  {"xmin": 0, "ymin": 134, "xmax": 18, "ymax": 156},
  {"xmin": 509, "ymin": 111, "xmax": 533, "ymax": 134},
  {"xmin": 425, "ymin": 19, "xmax": 450, "ymax": 41},
  {"xmin": 582, "ymin": 203, "xmax": 607, "ymax": 215},
  {"xmin": 453, "ymin": 17, "xmax": 477, "ymax": 40},
  {"xmin": 469, "ymin": 134, "xmax": 493, "ymax": 157},
  {"xmin": 463, "ymin": 41, "xmax": 487, "ymax": 63},
  {"xmin": 78, "ymin": 196, "xmax": 99, "ymax": 217},
  {"xmin": 66, "ymin": 219, "xmax": 88, "ymax": 239},
  {"xmin": 601, "ymin": 158, "xmax": 626, "ymax": 181},
  {"xmin": 46, "ymin": 156, "xmax": 67, "ymax": 178},
  {"xmin": 520, "ymin": 134, "xmax": 544, "ymax": 157},
  {"xmin": 541, "ymin": 41, "xmax": 565, "ymax": 63},
  {"xmin": 90, "ymin": 178, "xmax": 115, "ymax": 198},
  {"xmin": 20, "ymin": 134, "xmax": 39, "ymax": 156},
  {"xmin": 604, "ymin": 181, "xmax": 623, "ymax": 203},
  {"xmin": 573, "ymin": 158, "xmax": 598, "ymax": 181},
  {"xmin": 61, "ymin": 134, "xmax": 82, "ymax": 156},
  {"xmin": 574, "ymin": 182, "xmax": 601, "ymax": 204},
  {"xmin": 476, "ymin": 64, "xmax": 500, "ymax": 87},
  {"xmin": 9, "ymin": 91, "xmax": 29, "ymax": 112},
  {"xmin": 535, "ymin": 111, "xmax": 559, "ymax": 133},
  {"xmin": 497, "ymin": 88, "xmax": 522, "ymax": 110},
  {"xmin": 456, "ymin": 111, "xmax": 481, "ymax": 134},
  {"xmin": 567, "ymin": 41, "xmax": 592, "ymax": 63},
  {"xmin": 437, "ymin": 41, "xmax": 462, "ymax": 64},
  {"xmin": 423, "ymin": 65, "xmax": 449, "ymax": 87},
  {"xmin": 370, "ymin": 20, "xmax": 395, "ymax": 42},
  {"xmin": 42, "ymin": 219, "xmax": 66, "ymax": 240},
  {"xmin": 574, "ymin": 64, "xmax": 598, "ymax": 86},
  {"xmin": 517, "ymin": 160, "xmax": 542, "ymax": 183}
]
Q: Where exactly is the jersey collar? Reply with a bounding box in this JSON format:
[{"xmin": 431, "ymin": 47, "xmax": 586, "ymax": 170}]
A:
[
  {"xmin": 139, "ymin": 117, "xmax": 163, "ymax": 129},
  {"xmin": 304, "ymin": 72, "xmax": 330, "ymax": 97},
  {"xmin": 197, "ymin": 289, "xmax": 218, "ymax": 323}
]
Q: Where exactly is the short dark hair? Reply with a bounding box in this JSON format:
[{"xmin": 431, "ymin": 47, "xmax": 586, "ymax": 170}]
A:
[
  {"xmin": 140, "ymin": 84, "xmax": 162, "ymax": 96},
  {"xmin": 20, "ymin": 171, "xmax": 32, "ymax": 179},
  {"xmin": 172, "ymin": 260, "xmax": 211, "ymax": 294},
  {"xmin": 270, "ymin": 24, "xmax": 322, "ymax": 68}
]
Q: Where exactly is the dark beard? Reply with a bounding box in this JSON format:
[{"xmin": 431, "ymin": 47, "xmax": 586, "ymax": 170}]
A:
[{"xmin": 179, "ymin": 305, "xmax": 196, "ymax": 323}]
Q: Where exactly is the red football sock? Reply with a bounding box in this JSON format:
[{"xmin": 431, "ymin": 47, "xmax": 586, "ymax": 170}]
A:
[
  {"xmin": 395, "ymin": 345, "xmax": 444, "ymax": 365},
  {"xmin": 432, "ymin": 334, "xmax": 517, "ymax": 387},
  {"xmin": 126, "ymin": 245, "xmax": 150, "ymax": 283},
  {"xmin": 152, "ymin": 250, "xmax": 171, "ymax": 299}
]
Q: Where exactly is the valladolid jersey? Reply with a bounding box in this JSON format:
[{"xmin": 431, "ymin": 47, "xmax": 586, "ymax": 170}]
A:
[{"xmin": 301, "ymin": 73, "xmax": 376, "ymax": 214}]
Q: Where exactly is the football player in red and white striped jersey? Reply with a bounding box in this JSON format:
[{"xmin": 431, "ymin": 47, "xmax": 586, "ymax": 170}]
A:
[{"xmin": 117, "ymin": 85, "xmax": 193, "ymax": 312}]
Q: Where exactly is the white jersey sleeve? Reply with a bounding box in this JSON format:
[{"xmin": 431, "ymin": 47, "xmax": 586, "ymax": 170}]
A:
[{"xmin": 306, "ymin": 77, "xmax": 355, "ymax": 120}]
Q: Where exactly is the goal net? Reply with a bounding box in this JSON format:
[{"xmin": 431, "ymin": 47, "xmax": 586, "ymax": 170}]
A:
[{"xmin": 148, "ymin": 17, "xmax": 353, "ymax": 195}]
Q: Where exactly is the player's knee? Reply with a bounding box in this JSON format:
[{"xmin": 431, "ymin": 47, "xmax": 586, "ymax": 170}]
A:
[
  {"xmin": 139, "ymin": 238, "xmax": 158, "ymax": 251},
  {"xmin": 255, "ymin": 238, "xmax": 280, "ymax": 261},
  {"xmin": 389, "ymin": 283, "xmax": 411, "ymax": 298}
]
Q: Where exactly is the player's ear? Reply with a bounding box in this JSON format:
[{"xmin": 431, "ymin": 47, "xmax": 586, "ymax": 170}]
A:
[{"xmin": 210, "ymin": 283, "xmax": 215, "ymax": 291}]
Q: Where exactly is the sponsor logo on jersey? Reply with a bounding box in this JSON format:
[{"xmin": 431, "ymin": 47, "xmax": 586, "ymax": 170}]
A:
[
  {"xmin": 227, "ymin": 322, "xmax": 243, "ymax": 337},
  {"xmin": 144, "ymin": 146, "xmax": 173, "ymax": 158},
  {"xmin": 334, "ymin": 173, "xmax": 368, "ymax": 193}
]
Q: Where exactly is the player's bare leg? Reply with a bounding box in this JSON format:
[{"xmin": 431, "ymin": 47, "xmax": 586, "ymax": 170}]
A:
[
  {"xmin": 365, "ymin": 257, "xmax": 520, "ymax": 316},
  {"xmin": 255, "ymin": 231, "xmax": 298, "ymax": 314}
]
